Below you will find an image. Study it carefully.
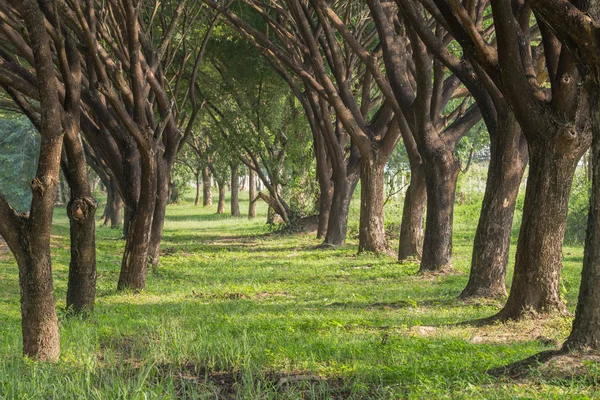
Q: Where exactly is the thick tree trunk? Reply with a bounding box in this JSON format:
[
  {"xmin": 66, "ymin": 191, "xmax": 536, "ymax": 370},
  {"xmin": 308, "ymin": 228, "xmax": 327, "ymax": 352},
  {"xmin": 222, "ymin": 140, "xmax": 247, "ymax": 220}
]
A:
[
  {"xmin": 358, "ymin": 158, "xmax": 389, "ymax": 254},
  {"xmin": 231, "ymin": 164, "xmax": 240, "ymax": 217},
  {"xmin": 195, "ymin": 173, "xmax": 201, "ymax": 206},
  {"xmin": 66, "ymin": 196, "xmax": 97, "ymax": 313},
  {"xmin": 18, "ymin": 251, "xmax": 60, "ymax": 361},
  {"xmin": 202, "ymin": 166, "xmax": 212, "ymax": 206},
  {"xmin": 565, "ymin": 90, "xmax": 600, "ymax": 350},
  {"xmin": 461, "ymin": 118, "xmax": 527, "ymax": 299},
  {"xmin": 248, "ymin": 168, "xmax": 257, "ymax": 219},
  {"xmin": 148, "ymin": 158, "xmax": 169, "ymax": 266},
  {"xmin": 398, "ymin": 164, "xmax": 426, "ymax": 261},
  {"xmin": 63, "ymin": 134, "xmax": 98, "ymax": 314},
  {"xmin": 495, "ymin": 139, "xmax": 583, "ymax": 320},
  {"xmin": 419, "ymin": 151, "xmax": 461, "ymax": 272},
  {"xmin": 324, "ymin": 172, "xmax": 358, "ymax": 246},
  {"xmin": 118, "ymin": 156, "xmax": 156, "ymax": 291},
  {"xmin": 217, "ymin": 183, "xmax": 225, "ymax": 214}
]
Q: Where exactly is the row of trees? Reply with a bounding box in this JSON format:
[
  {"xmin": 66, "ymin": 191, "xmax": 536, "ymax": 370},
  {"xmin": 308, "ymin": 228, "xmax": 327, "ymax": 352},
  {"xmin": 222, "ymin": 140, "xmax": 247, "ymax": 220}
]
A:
[{"xmin": 0, "ymin": 0, "xmax": 599, "ymax": 361}]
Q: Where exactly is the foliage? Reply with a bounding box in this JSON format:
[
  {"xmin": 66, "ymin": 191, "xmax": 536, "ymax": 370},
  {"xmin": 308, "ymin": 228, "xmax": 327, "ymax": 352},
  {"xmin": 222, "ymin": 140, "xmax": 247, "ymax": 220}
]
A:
[{"xmin": 0, "ymin": 116, "xmax": 39, "ymax": 212}]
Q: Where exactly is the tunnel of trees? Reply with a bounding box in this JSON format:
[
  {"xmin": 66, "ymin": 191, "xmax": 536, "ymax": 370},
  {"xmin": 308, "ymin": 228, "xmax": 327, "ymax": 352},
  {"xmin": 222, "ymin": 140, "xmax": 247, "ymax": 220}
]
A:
[{"xmin": 0, "ymin": 0, "xmax": 599, "ymax": 395}]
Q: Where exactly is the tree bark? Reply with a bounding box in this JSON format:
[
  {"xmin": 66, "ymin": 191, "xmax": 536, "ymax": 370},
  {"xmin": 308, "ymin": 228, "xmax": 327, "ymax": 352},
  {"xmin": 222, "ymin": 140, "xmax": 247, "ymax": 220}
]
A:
[
  {"xmin": 324, "ymin": 171, "xmax": 359, "ymax": 246},
  {"xmin": 419, "ymin": 149, "xmax": 461, "ymax": 272},
  {"xmin": 202, "ymin": 166, "xmax": 212, "ymax": 206},
  {"xmin": 398, "ymin": 164, "xmax": 426, "ymax": 261},
  {"xmin": 564, "ymin": 87, "xmax": 600, "ymax": 350},
  {"xmin": 217, "ymin": 182, "xmax": 226, "ymax": 214},
  {"xmin": 461, "ymin": 117, "xmax": 528, "ymax": 298},
  {"xmin": 358, "ymin": 157, "xmax": 389, "ymax": 253},
  {"xmin": 117, "ymin": 153, "xmax": 156, "ymax": 291},
  {"xmin": 248, "ymin": 168, "xmax": 257, "ymax": 218},
  {"xmin": 230, "ymin": 163, "xmax": 240, "ymax": 217},
  {"xmin": 62, "ymin": 138, "xmax": 98, "ymax": 314},
  {"xmin": 495, "ymin": 138, "xmax": 583, "ymax": 320}
]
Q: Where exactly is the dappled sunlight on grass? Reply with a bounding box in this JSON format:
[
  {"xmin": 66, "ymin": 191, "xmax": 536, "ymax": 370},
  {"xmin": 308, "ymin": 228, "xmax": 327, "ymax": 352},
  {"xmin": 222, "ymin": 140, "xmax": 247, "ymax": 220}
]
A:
[{"xmin": 0, "ymin": 190, "xmax": 592, "ymax": 398}]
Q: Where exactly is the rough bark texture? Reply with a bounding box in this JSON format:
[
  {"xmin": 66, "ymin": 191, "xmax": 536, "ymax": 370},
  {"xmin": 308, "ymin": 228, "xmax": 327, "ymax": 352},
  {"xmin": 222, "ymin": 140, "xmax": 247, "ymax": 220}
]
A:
[
  {"xmin": 419, "ymin": 150, "xmax": 461, "ymax": 272},
  {"xmin": 248, "ymin": 168, "xmax": 257, "ymax": 219},
  {"xmin": 496, "ymin": 138, "xmax": 583, "ymax": 320},
  {"xmin": 398, "ymin": 164, "xmax": 426, "ymax": 261},
  {"xmin": 461, "ymin": 117, "xmax": 528, "ymax": 299},
  {"xmin": 230, "ymin": 164, "xmax": 240, "ymax": 217},
  {"xmin": 117, "ymin": 153, "xmax": 156, "ymax": 291},
  {"xmin": 565, "ymin": 87, "xmax": 600, "ymax": 350},
  {"xmin": 203, "ymin": 166, "xmax": 212, "ymax": 206},
  {"xmin": 358, "ymin": 158, "xmax": 389, "ymax": 253}
]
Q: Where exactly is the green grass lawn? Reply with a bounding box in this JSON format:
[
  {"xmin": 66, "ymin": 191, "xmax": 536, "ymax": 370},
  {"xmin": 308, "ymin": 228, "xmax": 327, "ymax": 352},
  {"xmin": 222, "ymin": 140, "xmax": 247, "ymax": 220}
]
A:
[{"xmin": 0, "ymin": 190, "xmax": 594, "ymax": 399}]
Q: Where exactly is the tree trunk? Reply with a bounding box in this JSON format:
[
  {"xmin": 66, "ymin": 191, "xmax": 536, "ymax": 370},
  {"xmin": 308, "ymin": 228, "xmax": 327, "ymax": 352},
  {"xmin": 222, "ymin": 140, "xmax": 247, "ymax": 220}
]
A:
[
  {"xmin": 195, "ymin": 172, "xmax": 201, "ymax": 206},
  {"xmin": 231, "ymin": 164, "xmax": 241, "ymax": 217},
  {"xmin": 317, "ymin": 182, "xmax": 333, "ymax": 239},
  {"xmin": 148, "ymin": 157, "xmax": 169, "ymax": 266},
  {"xmin": 398, "ymin": 164, "xmax": 426, "ymax": 261},
  {"xmin": 202, "ymin": 166, "xmax": 212, "ymax": 206},
  {"xmin": 324, "ymin": 172, "xmax": 358, "ymax": 246},
  {"xmin": 103, "ymin": 179, "xmax": 122, "ymax": 228},
  {"xmin": 358, "ymin": 158, "xmax": 389, "ymax": 254},
  {"xmin": 495, "ymin": 139, "xmax": 583, "ymax": 320},
  {"xmin": 62, "ymin": 136, "xmax": 98, "ymax": 314},
  {"xmin": 461, "ymin": 118, "xmax": 527, "ymax": 299},
  {"xmin": 564, "ymin": 89, "xmax": 600, "ymax": 350},
  {"xmin": 248, "ymin": 168, "xmax": 257, "ymax": 219},
  {"xmin": 217, "ymin": 183, "xmax": 225, "ymax": 214},
  {"xmin": 118, "ymin": 155, "xmax": 156, "ymax": 291},
  {"xmin": 419, "ymin": 151, "xmax": 461, "ymax": 272},
  {"xmin": 18, "ymin": 251, "xmax": 60, "ymax": 361}
]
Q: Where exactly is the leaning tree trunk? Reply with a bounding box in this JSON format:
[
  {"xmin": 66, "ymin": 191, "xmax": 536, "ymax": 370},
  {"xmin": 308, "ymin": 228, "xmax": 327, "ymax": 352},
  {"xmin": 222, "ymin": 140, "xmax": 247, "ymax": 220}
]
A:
[
  {"xmin": 203, "ymin": 166, "xmax": 212, "ymax": 206},
  {"xmin": 495, "ymin": 138, "xmax": 584, "ymax": 320},
  {"xmin": 231, "ymin": 164, "xmax": 241, "ymax": 217},
  {"xmin": 398, "ymin": 164, "xmax": 426, "ymax": 261},
  {"xmin": 248, "ymin": 168, "xmax": 257, "ymax": 218},
  {"xmin": 419, "ymin": 150, "xmax": 461, "ymax": 273},
  {"xmin": 358, "ymin": 157, "xmax": 389, "ymax": 254},
  {"xmin": 461, "ymin": 118, "xmax": 527, "ymax": 299},
  {"xmin": 217, "ymin": 182, "xmax": 226, "ymax": 214},
  {"xmin": 118, "ymin": 154, "xmax": 157, "ymax": 291},
  {"xmin": 148, "ymin": 157, "xmax": 170, "ymax": 266},
  {"xmin": 323, "ymin": 171, "xmax": 358, "ymax": 246},
  {"xmin": 565, "ymin": 89, "xmax": 600, "ymax": 350}
]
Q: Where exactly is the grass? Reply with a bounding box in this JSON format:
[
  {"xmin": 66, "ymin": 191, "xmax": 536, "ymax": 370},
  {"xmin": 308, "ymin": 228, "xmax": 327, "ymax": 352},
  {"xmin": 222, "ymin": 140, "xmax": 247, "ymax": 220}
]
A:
[{"xmin": 0, "ymin": 187, "xmax": 594, "ymax": 399}]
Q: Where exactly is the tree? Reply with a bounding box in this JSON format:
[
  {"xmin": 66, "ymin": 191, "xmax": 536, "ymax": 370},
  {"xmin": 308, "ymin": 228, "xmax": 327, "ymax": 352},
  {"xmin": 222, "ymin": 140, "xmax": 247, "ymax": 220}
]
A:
[
  {"xmin": 430, "ymin": 0, "xmax": 592, "ymax": 318},
  {"xmin": 0, "ymin": 0, "xmax": 64, "ymax": 361},
  {"xmin": 400, "ymin": 0, "xmax": 528, "ymax": 295},
  {"xmin": 525, "ymin": 0, "xmax": 600, "ymax": 349}
]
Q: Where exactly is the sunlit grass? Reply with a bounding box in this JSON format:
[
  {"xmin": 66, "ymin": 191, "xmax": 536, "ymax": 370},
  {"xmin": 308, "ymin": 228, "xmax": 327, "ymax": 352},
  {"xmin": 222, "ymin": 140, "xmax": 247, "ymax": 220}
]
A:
[{"xmin": 0, "ymin": 188, "xmax": 592, "ymax": 399}]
